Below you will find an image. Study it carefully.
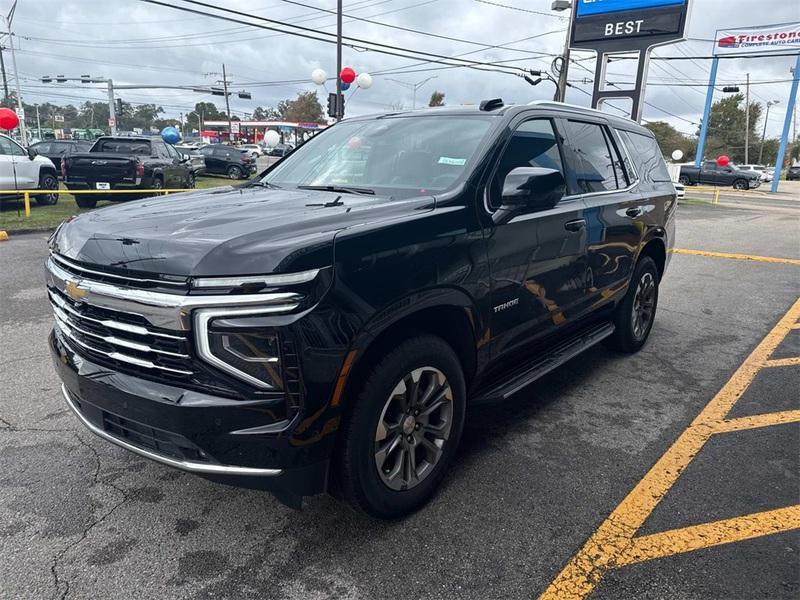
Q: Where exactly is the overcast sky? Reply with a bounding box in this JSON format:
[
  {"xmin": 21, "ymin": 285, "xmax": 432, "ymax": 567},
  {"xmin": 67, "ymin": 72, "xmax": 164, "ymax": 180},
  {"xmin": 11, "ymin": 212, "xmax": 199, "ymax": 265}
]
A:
[{"xmin": 4, "ymin": 0, "xmax": 799, "ymax": 137}]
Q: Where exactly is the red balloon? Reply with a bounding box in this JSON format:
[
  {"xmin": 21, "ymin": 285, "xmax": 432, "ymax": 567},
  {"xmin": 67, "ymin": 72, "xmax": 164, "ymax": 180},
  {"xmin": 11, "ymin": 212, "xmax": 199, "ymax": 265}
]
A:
[
  {"xmin": 340, "ymin": 67, "xmax": 356, "ymax": 84},
  {"xmin": 716, "ymin": 155, "xmax": 730, "ymax": 167},
  {"xmin": 0, "ymin": 107, "xmax": 19, "ymax": 130}
]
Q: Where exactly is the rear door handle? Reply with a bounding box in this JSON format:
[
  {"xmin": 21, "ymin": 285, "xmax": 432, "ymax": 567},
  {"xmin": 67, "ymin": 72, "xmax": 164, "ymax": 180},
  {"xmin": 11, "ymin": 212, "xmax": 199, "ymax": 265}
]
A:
[
  {"xmin": 625, "ymin": 207, "xmax": 643, "ymax": 218},
  {"xmin": 564, "ymin": 219, "xmax": 586, "ymax": 232}
]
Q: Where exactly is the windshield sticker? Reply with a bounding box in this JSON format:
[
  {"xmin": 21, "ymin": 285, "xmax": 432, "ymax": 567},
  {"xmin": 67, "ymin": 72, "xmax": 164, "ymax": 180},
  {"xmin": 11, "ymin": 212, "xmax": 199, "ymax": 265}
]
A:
[{"xmin": 438, "ymin": 156, "xmax": 467, "ymax": 166}]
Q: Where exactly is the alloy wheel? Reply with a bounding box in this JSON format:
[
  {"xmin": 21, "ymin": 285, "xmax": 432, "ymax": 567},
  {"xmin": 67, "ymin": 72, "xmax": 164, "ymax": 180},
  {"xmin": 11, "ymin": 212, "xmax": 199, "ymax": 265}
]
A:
[
  {"xmin": 631, "ymin": 271, "xmax": 656, "ymax": 340},
  {"xmin": 374, "ymin": 367, "xmax": 453, "ymax": 492},
  {"xmin": 41, "ymin": 174, "xmax": 58, "ymax": 204}
]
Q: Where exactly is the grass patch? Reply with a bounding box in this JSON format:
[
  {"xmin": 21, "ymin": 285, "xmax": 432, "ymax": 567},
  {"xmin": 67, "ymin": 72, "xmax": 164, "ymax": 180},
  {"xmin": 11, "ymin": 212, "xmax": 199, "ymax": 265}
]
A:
[{"xmin": 0, "ymin": 176, "xmax": 241, "ymax": 233}]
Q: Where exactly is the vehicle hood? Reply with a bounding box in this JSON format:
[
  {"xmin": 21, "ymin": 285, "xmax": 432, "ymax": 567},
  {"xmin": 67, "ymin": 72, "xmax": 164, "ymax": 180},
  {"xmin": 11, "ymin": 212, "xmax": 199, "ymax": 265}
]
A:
[{"xmin": 52, "ymin": 186, "xmax": 434, "ymax": 277}]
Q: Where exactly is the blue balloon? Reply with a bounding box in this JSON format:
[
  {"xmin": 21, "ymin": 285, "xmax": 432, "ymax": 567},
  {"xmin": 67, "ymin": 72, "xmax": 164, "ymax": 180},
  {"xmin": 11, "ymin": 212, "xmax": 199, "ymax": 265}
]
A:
[
  {"xmin": 341, "ymin": 82, "xmax": 351, "ymax": 91},
  {"xmin": 161, "ymin": 126, "xmax": 181, "ymax": 144}
]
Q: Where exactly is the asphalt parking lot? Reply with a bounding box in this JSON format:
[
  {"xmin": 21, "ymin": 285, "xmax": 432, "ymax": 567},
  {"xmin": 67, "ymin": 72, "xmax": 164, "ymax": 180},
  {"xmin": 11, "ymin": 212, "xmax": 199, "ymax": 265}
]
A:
[{"xmin": 1, "ymin": 197, "xmax": 798, "ymax": 599}]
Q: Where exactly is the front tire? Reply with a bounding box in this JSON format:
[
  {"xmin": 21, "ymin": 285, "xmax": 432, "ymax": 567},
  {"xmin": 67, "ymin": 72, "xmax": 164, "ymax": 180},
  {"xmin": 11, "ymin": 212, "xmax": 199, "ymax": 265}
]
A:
[
  {"xmin": 609, "ymin": 256, "xmax": 659, "ymax": 353},
  {"xmin": 35, "ymin": 172, "xmax": 59, "ymax": 205},
  {"xmin": 333, "ymin": 335, "xmax": 466, "ymax": 519},
  {"xmin": 678, "ymin": 175, "xmax": 690, "ymax": 186}
]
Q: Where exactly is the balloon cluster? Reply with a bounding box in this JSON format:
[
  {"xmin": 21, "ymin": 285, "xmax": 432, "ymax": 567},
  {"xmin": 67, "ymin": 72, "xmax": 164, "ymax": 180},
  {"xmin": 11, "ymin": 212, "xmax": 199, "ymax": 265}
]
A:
[
  {"xmin": 161, "ymin": 126, "xmax": 181, "ymax": 145},
  {"xmin": 716, "ymin": 155, "xmax": 730, "ymax": 167},
  {"xmin": 310, "ymin": 67, "xmax": 373, "ymax": 90}
]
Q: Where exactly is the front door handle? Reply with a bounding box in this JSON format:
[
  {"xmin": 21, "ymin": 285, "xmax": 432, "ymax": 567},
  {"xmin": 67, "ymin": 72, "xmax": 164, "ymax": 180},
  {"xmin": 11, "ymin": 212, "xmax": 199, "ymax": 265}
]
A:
[
  {"xmin": 564, "ymin": 219, "xmax": 586, "ymax": 232},
  {"xmin": 626, "ymin": 207, "xmax": 643, "ymax": 218}
]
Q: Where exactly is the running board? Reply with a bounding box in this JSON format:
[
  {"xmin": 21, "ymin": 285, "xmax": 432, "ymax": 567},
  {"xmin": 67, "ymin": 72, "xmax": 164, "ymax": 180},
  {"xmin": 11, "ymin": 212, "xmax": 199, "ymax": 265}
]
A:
[{"xmin": 471, "ymin": 322, "xmax": 615, "ymax": 405}]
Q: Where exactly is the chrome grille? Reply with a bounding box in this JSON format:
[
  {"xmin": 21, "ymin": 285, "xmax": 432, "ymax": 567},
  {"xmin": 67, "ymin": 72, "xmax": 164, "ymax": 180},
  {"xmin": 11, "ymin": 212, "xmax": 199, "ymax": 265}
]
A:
[{"xmin": 49, "ymin": 287, "xmax": 194, "ymax": 377}]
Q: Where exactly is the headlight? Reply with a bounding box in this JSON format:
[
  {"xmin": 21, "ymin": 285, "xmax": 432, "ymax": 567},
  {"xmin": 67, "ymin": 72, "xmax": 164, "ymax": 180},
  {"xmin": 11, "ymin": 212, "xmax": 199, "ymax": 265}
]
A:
[{"xmin": 195, "ymin": 307, "xmax": 290, "ymax": 389}]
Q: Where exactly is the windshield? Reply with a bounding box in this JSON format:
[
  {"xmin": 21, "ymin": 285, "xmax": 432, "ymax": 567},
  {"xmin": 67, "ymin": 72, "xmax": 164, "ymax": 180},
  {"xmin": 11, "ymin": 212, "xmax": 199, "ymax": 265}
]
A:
[
  {"xmin": 261, "ymin": 115, "xmax": 494, "ymax": 199},
  {"xmin": 93, "ymin": 139, "xmax": 151, "ymax": 156}
]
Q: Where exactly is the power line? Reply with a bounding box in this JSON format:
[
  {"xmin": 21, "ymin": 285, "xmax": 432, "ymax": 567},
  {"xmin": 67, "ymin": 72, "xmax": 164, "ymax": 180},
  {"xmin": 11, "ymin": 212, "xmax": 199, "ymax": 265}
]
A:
[{"xmin": 472, "ymin": 0, "xmax": 566, "ymax": 18}]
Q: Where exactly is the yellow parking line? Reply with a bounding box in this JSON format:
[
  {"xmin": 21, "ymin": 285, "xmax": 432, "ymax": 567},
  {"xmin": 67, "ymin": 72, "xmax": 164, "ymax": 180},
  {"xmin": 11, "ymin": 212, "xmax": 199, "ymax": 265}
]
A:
[
  {"xmin": 539, "ymin": 299, "xmax": 800, "ymax": 600},
  {"xmin": 763, "ymin": 357, "xmax": 800, "ymax": 368},
  {"xmin": 615, "ymin": 506, "xmax": 800, "ymax": 567},
  {"xmin": 714, "ymin": 410, "xmax": 800, "ymax": 434},
  {"xmin": 671, "ymin": 248, "xmax": 800, "ymax": 266}
]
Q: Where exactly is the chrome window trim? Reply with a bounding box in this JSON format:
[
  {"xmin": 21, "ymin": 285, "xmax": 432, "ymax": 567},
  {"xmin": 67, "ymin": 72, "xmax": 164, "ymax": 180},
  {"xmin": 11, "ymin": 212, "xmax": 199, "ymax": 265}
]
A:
[
  {"xmin": 52, "ymin": 253, "xmax": 187, "ymax": 287},
  {"xmin": 60, "ymin": 384, "xmax": 283, "ymax": 477},
  {"xmin": 195, "ymin": 306, "xmax": 295, "ymax": 390}
]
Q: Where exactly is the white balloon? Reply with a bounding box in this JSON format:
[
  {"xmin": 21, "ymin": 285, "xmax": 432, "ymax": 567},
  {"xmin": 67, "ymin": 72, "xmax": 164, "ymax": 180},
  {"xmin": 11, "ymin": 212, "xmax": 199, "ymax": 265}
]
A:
[
  {"xmin": 356, "ymin": 72, "xmax": 373, "ymax": 90},
  {"xmin": 671, "ymin": 149, "xmax": 684, "ymax": 161},
  {"xmin": 311, "ymin": 68, "xmax": 327, "ymax": 85},
  {"xmin": 264, "ymin": 130, "xmax": 281, "ymax": 148}
]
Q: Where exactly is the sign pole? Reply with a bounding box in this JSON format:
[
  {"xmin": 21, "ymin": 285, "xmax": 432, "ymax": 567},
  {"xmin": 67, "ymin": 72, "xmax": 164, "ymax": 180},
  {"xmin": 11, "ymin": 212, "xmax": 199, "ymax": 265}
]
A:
[
  {"xmin": 770, "ymin": 53, "xmax": 800, "ymax": 193},
  {"xmin": 695, "ymin": 56, "xmax": 718, "ymax": 168}
]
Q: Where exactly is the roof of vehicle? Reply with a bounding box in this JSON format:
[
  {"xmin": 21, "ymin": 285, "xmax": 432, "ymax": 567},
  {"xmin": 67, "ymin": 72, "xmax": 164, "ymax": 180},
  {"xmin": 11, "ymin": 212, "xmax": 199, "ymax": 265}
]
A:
[
  {"xmin": 343, "ymin": 99, "xmax": 648, "ymax": 133},
  {"xmin": 94, "ymin": 135, "xmax": 160, "ymax": 142}
]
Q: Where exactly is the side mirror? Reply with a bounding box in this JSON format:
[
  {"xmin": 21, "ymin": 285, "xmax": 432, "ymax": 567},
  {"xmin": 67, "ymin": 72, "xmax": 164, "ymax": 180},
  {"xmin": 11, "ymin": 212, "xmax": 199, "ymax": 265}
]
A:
[
  {"xmin": 27, "ymin": 147, "xmax": 38, "ymax": 160},
  {"xmin": 501, "ymin": 167, "xmax": 566, "ymax": 211}
]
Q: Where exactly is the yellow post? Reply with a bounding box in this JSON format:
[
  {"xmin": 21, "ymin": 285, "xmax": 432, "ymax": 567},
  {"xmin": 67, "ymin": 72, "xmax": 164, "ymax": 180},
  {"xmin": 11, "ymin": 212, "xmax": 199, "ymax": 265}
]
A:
[
  {"xmin": 713, "ymin": 189, "xmax": 720, "ymax": 206},
  {"xmin": 24, "ymin": 191, "xmax": 30, "ymax": 217}
]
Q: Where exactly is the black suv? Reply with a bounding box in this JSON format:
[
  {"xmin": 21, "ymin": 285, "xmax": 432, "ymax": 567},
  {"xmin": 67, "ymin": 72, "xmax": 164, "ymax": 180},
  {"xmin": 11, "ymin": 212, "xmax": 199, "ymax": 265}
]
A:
[
  {"xmin": 47, "ymin": 101, "xmax": 675, "ymax": 518},
  {"xmin": 29, "ymin": 139, "xmax": 93, "ymax": 170},
  {"xmin": 198, "ymin": 144, "xmax": 257, "ymax": 179}
]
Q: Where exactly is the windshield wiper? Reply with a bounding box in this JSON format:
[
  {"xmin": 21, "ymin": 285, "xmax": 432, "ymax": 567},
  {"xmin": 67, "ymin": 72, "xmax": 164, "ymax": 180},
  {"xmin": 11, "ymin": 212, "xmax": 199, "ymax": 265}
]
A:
[
  {"xmin": 297, "ymin": 184, "xmax": 375, "ymax": 195},
  {"xmin": 247, "ymin": 180, "xmax": 281, "ymax": 189}
]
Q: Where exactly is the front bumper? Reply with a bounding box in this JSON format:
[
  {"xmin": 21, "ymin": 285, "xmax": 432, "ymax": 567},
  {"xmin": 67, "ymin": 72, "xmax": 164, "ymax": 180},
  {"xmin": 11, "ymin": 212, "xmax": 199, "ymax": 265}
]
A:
[{"xmin": 51, "ymin": 330, "xmax": 329, "ymax": 506}]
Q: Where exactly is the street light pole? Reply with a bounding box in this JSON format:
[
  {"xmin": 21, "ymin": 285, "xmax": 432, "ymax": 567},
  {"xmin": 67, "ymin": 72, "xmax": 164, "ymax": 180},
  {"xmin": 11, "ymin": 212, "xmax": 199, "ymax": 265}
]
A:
[
  {"xmin": 744, "ymin": 72, "xmax": 750, "ymax": 164},
  {"xmin": 107, "ymin": 79, "xmax": 117, "ymax": 135},
  {"xmin": 386, "ymin": 76, "xmax": 438, "ymax": 109},
  {"xmin": 35, "ymin": 103, "xmax": 41, "ymax": 139},
  {"xmin": 4, "ymin": 15, "xmax": 26, "ymax": 144},
  {"xmin": 222, "ymin": 63, "xmax": 233, "ymax": 141},
  {"xmin": 758, "ymin": 100, "xmax": 779, "ymax": 165}
]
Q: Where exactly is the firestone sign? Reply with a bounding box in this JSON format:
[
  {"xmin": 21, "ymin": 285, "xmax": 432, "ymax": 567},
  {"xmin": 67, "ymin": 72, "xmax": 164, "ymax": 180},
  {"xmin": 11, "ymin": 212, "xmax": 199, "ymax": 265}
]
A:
[{"xmin": 714, "ymin": 22, "xmax": 800, "ymax": 55}]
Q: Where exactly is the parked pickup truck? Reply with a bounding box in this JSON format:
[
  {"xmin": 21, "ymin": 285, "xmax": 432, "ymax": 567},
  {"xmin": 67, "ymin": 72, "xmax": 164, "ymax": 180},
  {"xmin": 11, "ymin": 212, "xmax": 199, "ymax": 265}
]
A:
[
  {"xmin": 47, "ymin": 100, "xmax": 676, "ymax": 518},
  {"xmin": 63, "ymin": 135, "xmax": 195, "ymax": 208},
  {"xmin": 678, "ymin": 161, "xmax": 761, "ymax": 190}
]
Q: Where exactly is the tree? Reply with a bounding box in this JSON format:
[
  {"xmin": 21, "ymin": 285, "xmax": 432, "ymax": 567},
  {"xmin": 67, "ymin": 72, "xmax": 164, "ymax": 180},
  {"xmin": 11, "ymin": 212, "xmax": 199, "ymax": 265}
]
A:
[
  {"xmin": 253, "ymin": 105, "xmax": 281, "ymax": 120},
  {"xmin": 276, "ymin": 91, "xmax": 325, "ymax": 123},
  {"xmin": 699, "ymin": 94, "xmax": 762, "ymax": 163},
  {"xmin": 185, "ymin": 101, "xmax": 227, "ymax": 130},
  {"xmin": 429, "ymin": 91, "xmax": 445, "ymax": 107},
  {"xmin": 643, "ymin": 121, "xmax": 695, "ymax": 161}
]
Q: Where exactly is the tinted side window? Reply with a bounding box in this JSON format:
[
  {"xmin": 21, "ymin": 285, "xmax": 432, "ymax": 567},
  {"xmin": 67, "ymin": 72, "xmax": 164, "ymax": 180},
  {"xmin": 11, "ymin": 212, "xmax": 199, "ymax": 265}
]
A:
[
  {"xmin": 490, "ymin": 119, "xmax": 565, "ymax": 209},
  {"xmin": 0, "ymin": 136, "xmax": 25, "ymax": 156},
  {"xmin": 34, "ymin": 142, "xmax": 52, "ymax": 153},
  {"xmin": 604, "ymin": 128, "xmax": 629, "ymax": 188},
  {"xmin": 619, "ymin": 130, "xmax": 672, "ymax": 183},
  {"xmin": 165, "ymin": 144, "xmax": 180, "ymax": 159},
  {"xmin": 562, "ymin": 121, "xmax": 617, "ymax": 193}
]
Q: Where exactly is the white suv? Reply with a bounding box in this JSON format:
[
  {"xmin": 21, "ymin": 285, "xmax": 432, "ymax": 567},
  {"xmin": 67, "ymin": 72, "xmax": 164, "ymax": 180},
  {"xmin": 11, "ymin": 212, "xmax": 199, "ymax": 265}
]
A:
[
  {"xmin": 0, "ymin": 133, "xmax": 59, "ymax": 205},
  {"xmin": 738, "ymin": 164, "xmax": 772, "ymax": 182}
]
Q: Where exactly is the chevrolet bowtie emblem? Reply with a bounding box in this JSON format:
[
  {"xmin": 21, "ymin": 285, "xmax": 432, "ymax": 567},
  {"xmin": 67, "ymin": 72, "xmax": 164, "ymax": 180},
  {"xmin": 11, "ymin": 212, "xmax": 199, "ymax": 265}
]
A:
[{"xmin": 65, "ymin": 280, "xmax": 88, "ymax": 301}]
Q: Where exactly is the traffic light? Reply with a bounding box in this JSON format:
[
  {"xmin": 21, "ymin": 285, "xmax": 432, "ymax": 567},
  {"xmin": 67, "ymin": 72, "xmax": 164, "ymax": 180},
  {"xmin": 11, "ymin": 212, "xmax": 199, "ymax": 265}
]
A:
[
  {"xmin": 327, "ymin": 92, "xmax": 344, "ymax": 118},
  {"xmin": 211, "ymin": 88, "xmax": 226, "ymax": 96},
  {"xmin": 41, "ymin": 76, "xmax": 52, "ymax": 83},
  {"xmin": 80, "ymin": 74, "xmax": 91, "ymax": 83},
  {"xmin": 115, "ymin": 98, "xmax": 123, "ymax": 114},
  {"xmin": 722, "ymin": 86, "xmax": 740, "ymax": 92},
  {"xmin": 56, "ymin": 75, "xmax": 67, "ymax": 83},
  {"xmin": 237, "ymin": 91, "xmax": 252, "ymax": 100}
]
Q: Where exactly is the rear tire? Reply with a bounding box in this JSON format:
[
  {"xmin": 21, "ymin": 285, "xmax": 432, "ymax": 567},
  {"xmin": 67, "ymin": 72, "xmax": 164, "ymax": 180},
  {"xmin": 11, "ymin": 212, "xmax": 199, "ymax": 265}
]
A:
[
  {"xmin": 227, "ymin": 165, "xmax": 243, "ymax": 179},
  {"xmin": 678, "ymin": 175, "xmax": 690, "ymax": 186},
  {"xmin": 733, "ymin": 178, "xmax": 748, "ymax": 190},
  {"xmin": 74, "ymin": 195, "xmax": 97, "ymax": 209},
  {"xmin": 608, "ymin": 256, "xmax": 659, "ymax": 353},
  {"xmin": 187, "ymin": 172, "xmax": 196, "ymax": 188},
  {"xmin": 35, "ymin": 172, "xmax": 59, "ymax": 206},
  {"xmin": 332, "ymin": 335, "xmax": 466, "ymax": 519}
]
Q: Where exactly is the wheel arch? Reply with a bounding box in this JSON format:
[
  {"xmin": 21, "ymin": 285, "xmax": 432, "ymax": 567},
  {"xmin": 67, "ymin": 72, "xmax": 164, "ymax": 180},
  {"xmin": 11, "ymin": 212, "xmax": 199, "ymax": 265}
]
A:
[
  {"xmin": 638, "ymin": 234, "xmax": 667, "ymax": 281},
  {"xmin": 335, "ymin": 290, "xmax": 481, "ymax": 413}
]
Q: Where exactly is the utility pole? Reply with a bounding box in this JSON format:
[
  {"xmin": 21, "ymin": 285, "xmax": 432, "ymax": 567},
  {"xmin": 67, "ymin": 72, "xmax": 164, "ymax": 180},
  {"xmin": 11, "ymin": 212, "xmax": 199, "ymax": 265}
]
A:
[
  {"xmin": 336, "ymin": 0, "xmax": 343, "ymax": 120},
  {"xmin": 758, "ymin": 100, "xmax": 779, "ymax": 164},
  {"xmin": 552, "ymin": 0, "xmax": 573, "ymax": 102},
  {"xmin": 222, "ymin": 63, "xmax": 233, "ymax": 141},
  {"xmin": 0, "ymin": 45, "xmax": 9, "ymax": 101},
  {"xmin": 179, "ymin": 112, "xmax": 184, "ymax": 137},
  {"xmin": 35, "ymin": 103, "xmax": 41, "ymax": 140},
  {"xmin": 107, "ymin": 79, "xmax": 117, "ymax": 135},
  {"xmin": 5, "ymin": 7, "xmax": 26, "ymax": 144},
  {"xmin": 744, "ymin": 72, "xmax": 750, "ymax": 164}
]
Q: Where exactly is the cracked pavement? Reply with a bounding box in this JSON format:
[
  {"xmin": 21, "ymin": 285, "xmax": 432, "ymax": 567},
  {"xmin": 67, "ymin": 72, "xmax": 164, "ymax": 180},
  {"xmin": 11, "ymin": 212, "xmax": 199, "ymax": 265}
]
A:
[{"xmin": 1, "ymin": 200, "xmax": 798, "ymax": 599}]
